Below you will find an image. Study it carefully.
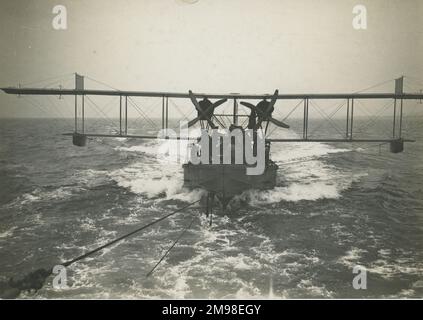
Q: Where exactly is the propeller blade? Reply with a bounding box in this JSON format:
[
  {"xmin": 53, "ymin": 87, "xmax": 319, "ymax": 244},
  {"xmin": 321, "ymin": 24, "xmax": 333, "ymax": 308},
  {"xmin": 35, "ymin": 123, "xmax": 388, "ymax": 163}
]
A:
[
  {"xmin": 212, "ymin": 98, "xmax": 227, "ymax": 108},
  {"xmin": 267, "ymin": 89, "xmax": 279, "ymax": 111},
  {"xmin": 188, "ymin": 117, "xmax": 200, "ymax": 127},
  {"xmin": 189, "ymin": 91, "xmax": 217, "ymax": 124},
  {"xmin": 206, "ymin": 119, "xmax": 218, "ymax": 129},
  {"xmin": 261, "ymin": 89, "xmax": 279, "ymax": 119},
  {"xmin": 188, "ymin": 90, "xmax": 200, "ymax": 110},
  {"xmin": 269, "ymin": 117, "xmax": 290, "ymax": 129},
  {"xmin": 240, "ymin": 101, "xmax": 257, "ymax": 110}
]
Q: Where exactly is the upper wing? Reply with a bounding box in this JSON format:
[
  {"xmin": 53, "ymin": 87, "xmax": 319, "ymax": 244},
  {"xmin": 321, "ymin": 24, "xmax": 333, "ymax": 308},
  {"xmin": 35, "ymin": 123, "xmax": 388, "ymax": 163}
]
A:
[{"xmin": 3, "ymin": 87, "xmax": 421, "ymax": 99}]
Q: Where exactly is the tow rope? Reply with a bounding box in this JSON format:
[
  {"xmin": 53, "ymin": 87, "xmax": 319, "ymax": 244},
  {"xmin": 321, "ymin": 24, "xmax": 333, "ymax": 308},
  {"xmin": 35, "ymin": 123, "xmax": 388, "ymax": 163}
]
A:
[
  {"xmin": 3, "ymin": 199, "xmax": 200, "ymax": 298},
  {"xmin": 146, "ymin": 215, "xmax": 197, "ymax": 277}
]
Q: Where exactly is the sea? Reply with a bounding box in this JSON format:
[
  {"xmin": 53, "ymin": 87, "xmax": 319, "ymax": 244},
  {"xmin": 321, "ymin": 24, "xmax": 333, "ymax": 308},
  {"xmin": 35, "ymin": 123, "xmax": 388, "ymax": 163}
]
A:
[{"xmin": 0, "ymin": 116, "xmax": 422, "ymax": 299}]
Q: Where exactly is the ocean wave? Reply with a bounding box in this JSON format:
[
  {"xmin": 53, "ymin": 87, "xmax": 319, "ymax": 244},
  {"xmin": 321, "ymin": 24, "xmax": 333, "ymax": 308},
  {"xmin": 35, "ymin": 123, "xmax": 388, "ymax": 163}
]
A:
[
  {"xmin": 108, "ymin": 157, "xmax": 204, "ymax": 202},
  {"xmin": 0, "ymin": 227, "xmax": 17, "ymax": 239},
  {"xmin": 111, "ymin": 137, "xmax": 359, "ymax": 205},
  {"xmin": 337, "ymin": 247, "xmax": 423, "ymax": 280},
  {"xmin": 6, "ymin": 186, "xmax": 80, "ymax": 208}
]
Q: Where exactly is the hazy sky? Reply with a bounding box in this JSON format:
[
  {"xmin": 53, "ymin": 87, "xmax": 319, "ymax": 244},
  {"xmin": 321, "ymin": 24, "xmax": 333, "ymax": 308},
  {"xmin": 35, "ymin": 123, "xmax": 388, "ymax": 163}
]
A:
[{"xmin": 0, "ymin": 0, "xmax": 422, "ymax": 118}]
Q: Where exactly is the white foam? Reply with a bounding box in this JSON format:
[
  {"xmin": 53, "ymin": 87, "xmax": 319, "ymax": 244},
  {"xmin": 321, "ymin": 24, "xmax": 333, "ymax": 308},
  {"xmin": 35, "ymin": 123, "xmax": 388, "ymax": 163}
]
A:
[
  {"xmin": 111, "ymin": 139, "xmax": 205, "ymax": 201},
  {"xmin": 0, "ymin": 227, "xmax": 17, "ymax": 239},
  {"xmin": 109, "ymin": 162, "xmax": 191, "ymax": 199},
  {"xmin": 365, "ymin": 259, "xmax": 423, "ymax": 279},
  {"xmin": 8, "ymin": 186, "xmax": 78, "ymax": 207},
  {"xmin": 297, "ymin": 279, "xmax": 334, "ymax": 298},
  {"xmin": 337, "ymin": 247, "xmax": 367, "ymax": 267},
  {"xmin": 111, "ymin": 131, "xmax": 362, "ymax": 205}
]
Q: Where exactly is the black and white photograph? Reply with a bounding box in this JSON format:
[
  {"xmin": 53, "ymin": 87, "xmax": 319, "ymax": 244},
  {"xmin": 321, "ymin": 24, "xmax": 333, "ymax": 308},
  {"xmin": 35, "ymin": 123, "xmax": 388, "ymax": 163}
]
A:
[{"xmin": 0, "ymin": 0, "xmax": 422, "ymax": 308}]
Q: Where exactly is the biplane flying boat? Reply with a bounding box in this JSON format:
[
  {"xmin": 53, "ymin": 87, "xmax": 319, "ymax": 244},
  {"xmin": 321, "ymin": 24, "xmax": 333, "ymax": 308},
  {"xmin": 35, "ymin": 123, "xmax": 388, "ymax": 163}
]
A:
[{"xmin": 2, "ymin": 74, "xmax": 423, "ymax": 210}]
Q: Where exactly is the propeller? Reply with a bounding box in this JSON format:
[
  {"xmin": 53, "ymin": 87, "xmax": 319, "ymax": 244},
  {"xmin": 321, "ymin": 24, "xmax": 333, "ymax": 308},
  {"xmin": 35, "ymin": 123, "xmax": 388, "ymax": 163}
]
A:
[
  {"xmin": 188, "ymin": 90, "xmax": 227, "ymax": 129},
  {"xmin": 240, "ymin": 90, "xmax": 289, "ymax": 130}
]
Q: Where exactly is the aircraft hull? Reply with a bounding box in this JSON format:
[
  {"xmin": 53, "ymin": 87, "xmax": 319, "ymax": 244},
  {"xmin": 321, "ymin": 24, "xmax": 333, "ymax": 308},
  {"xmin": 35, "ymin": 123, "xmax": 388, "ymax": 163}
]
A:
[{"xmin": 182, "ymin": 161, "xmax": 278, "ymax": 207}]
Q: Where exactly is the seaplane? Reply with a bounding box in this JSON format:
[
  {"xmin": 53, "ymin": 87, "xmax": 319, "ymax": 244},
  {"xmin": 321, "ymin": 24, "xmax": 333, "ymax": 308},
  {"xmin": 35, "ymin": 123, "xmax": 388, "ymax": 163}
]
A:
[
  {"xmin": 2, "ymin": 74, "xmax": 423, "ymax": 212},
  {"xmin": 2, "ymin": 73, "xmax": 423, "ymax": 298}
]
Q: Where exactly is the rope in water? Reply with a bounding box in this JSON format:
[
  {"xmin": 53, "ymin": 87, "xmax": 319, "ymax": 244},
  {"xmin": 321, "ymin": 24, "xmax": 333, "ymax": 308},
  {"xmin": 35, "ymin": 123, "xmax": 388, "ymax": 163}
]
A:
[
  {"xmin": 146, "ymin": 215, "xmax": 197, "ymax": 277},
  {"xmin": 7, "ymin": 199, "xmax": 201, "ymax": 294},
  {"xmin": 62, "ymin": 200, "xmax": 201, "ymax": 267}
]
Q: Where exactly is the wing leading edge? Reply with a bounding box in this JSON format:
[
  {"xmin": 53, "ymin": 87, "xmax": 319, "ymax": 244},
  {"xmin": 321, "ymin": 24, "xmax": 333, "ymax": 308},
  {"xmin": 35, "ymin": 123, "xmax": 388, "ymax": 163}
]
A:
[{"xmin": 2, "ymin": 87, "xmax": 423, "ymax": 100}]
